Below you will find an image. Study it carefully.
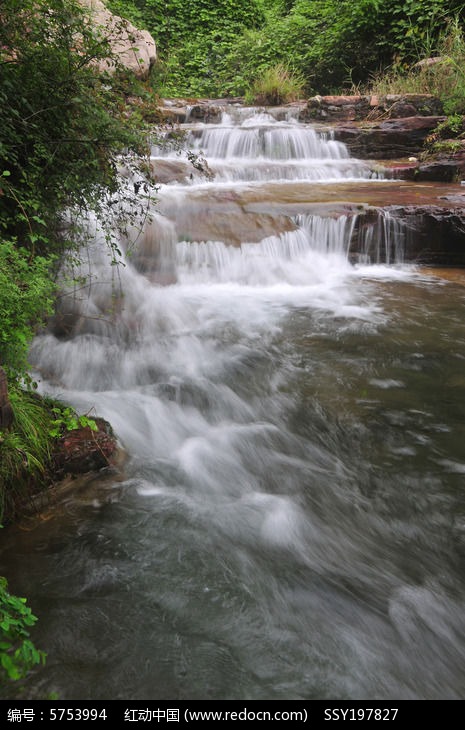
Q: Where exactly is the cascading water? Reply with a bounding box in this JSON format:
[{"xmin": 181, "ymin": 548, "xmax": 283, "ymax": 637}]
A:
[
  {"xmin": 152, "ymin": 111, "xmax": 371, "ymax": 182},
  {"xmin": 2, "ymin": 108, "xmax": 465, "ymax": 701}
]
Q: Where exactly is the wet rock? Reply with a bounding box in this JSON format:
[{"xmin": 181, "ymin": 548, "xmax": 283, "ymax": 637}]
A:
[
  {"xmin": 380, "ymin": 158, "xmax": 465, "ymax": 182},
  {"xmin": 156, "ymin": 100, "xmax": 230, "ymax": 124},
  {"xmin": 156, "ymin": 106, "xmax": 189, "ymax": 124},
  {"xmin": 148, "ymin": 159, "xmax": 194, "ymax": 184},
  {"xmin": 303, "ymin": 94, "xmax": 443, "ymax": 122},
  {"xmin": 334, "ymin": 116, "xmax": 444, "ymax": 159},
  {"xmin": 377, "ymin": 160, "xmax": 419, "ymax": 180},
  {"xmin": 383, "ymin": 94, "xmax": 443, "ymax": 118},
  {"xmin": 415, "ymin": 142, "xmax": 465, "ymax": 182},
  {"xmin": 305, "ymin": 95, "xmax": 371, "ymax": 121},
  {"xmin": 158, "ymin": 98, "xmax": 250, "ymax": 124},
  {"xmin": 54, "ymin": 418, "xmax": 119, "ymax": 475},
  {"xmin": 414, "ymin": 160, "xmax": 465, "ymax": 182},
  {"xmin": 187, "ymin": 104, "xmax": 223, "ymax": 124},
  {"xmin": 388, "ymin": 206, "xmax": 465, "ymax": 265},
  {"xmin": 350, "ymin": 205, "xmax": 465, "ymax": 266},
  {"xmin": 388, "ymin": 101, "xmax": 418, "ymax": 118}
]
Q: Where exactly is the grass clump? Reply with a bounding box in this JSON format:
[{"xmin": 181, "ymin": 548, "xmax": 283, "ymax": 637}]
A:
[
  {"xmin": 0, "ymin": 387, "xmax": 55, "ymax": 525},
  {"xmin": 246, "ymin": 64, "xmax": 306, "ymax": 105}
]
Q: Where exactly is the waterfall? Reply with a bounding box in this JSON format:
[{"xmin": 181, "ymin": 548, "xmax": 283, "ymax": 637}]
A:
[
  {"xmin": 36, "ymin": 109, "xmax": 408, "ymax": 391},
  {"xmin": 18, "ymin": 106, "xmax": 463, "ymax": 703},
  {"xmin": 151, "ymin": 111, "xmax": 373, "ymax": 182},
  {"xmin": 353, "ymin": 210, "xmax": 407, "ymax": 264}
]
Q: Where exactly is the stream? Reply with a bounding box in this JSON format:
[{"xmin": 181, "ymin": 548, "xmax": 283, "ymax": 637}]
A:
[{"xmin": 2, "ymin": 107, "xmax": 465, "ymax": 700}]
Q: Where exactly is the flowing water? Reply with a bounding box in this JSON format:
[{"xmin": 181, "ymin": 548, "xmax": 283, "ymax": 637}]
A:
[{"xmin": 2, "ymin": 109, "xmax": 465, "ymax": 700}]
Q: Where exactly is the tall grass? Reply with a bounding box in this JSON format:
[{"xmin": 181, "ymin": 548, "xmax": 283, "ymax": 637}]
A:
[
  {"xmin": 246, "ymin": 63, "xmax": 306, "ymax": 105},
  {"xmin": 370, "ymin": 17, "xmax": 465, "ymax": 114},
  {"xmin": 0, "ymin": 388, "xmax": 54, "ymax": 523}
]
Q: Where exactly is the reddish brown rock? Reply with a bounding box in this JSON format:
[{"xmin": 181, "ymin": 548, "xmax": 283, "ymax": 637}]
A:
[
  {"xmin": 388, "ymin": 205, "xmax": 465, "ymax": 265},
  {"xmin": 414, "ymin": 159, "xmax": 465, "ymax": 182},
  {"xmin": 347, "ymin": 204, "xmax": 465, "ymax": 266},
  {"xmin": 333, "ymin": 116, "xmax": 444, "ymax": 159},
  {"xmin": 54, "ymin": 418, "xmax": 119, "ymax": 475}
]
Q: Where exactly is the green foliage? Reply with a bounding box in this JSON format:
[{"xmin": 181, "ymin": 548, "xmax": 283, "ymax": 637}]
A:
[
  {"xmin": 377, "ymin": 0, "xmax": 465, "ymax": 65},
  {"xmin": 0, "ymin": 577, "xmax": 45, "ymax": 684},
  {"xmin": 0, "ymin": 391, "xmax": 100, "ymax": 524},
  {"xmin": 0, "ymin": 240, "xmax": 55, "ymax": 374},
  {"xmin": 108, "ymin": 0, "xmax": 266, "ymax": 96},
  {"xmin": 423, "ymin": 113, "xmax": 465, "ymax": 155},
  {"xmin": 427, "ymin": 138, "xmax": 463, "ymax": 153},
  {"xmin": 0, "ymin": 0, "xmax": 155, "ymax": 381},
  {"xmin": 371, "ymin": 17, "xmax": 465, "ymax": 114},
  {"xmin": 111, "ymin": 0, "xmax": 465, "ymax": 98},
  {"xmin": 280, "ymin": 0, "xmax": 385, "ymax": 91},
  {"xmin": 436, "ymin": 16, "xmax": 465, "ymax": 113},
  {"xmin": 48, "ymin": 406, "xmax": 98, "ymax": 438},
  {"xmin": 100, "ymin": 0, "xmax": 146, "ymax": 27},
  {"xmin": 0, "ymin": 0, "xmax": 149, "ymax": 252},
  {"xmin": 0, "ymin": 0, "xmax": 159, "ymax": 686},
  {"xmin": 246, "ymin": 64, "xmax": 305, "ymax": 105},
  {"xmin": 433, "ymin": 113, "xmax": 465, "ymax": 136}
]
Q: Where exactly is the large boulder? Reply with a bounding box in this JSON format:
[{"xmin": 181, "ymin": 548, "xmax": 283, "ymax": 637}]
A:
[{"xmin": 80, "ymin": 0, "xmax": 156, "ymax": 79}]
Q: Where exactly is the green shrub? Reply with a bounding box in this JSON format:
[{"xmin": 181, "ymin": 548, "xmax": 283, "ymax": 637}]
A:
[
  {"xmin": 0, "ymin": 387, "xmax": 105, "ymax": 524},
  {"xmin": 0, "ymin": 576, "xmax": 45, "ymax": 685},
  {"xmin": 106, "ymin": 0, "xmax": 465, "ymax": 97},
  {"xmin": 431, "ymin": 113, "xmax": 465, "ymax": 138},
  {"xmin": 0, "ymin": 239, "xmax": 55, "ymax": 375},
  {"xmin": 428, "ymin": 138, "xmax": 463, "ymax": 153},
  {"xmin": 0, "ymin": 0, "xmax": 156, "ymax": 382},
  {"xmin": 0, "ymin": 0, "xmax": 159, "ymax": 689}
]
